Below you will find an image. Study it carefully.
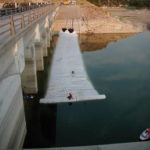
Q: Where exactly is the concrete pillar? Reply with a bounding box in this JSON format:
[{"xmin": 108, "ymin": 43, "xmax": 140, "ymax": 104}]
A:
[
  {"xmin": 49, "ymin": 28, "xmax": 52, "ymax": 42},
  {"xmin": 21, "ymin": 44, "xmax": 38, "ymax": 94},
  {"xmin": 47, "ymin": 31, "xmax": 51, "ymax": 47},
  {"xmin": 42, "ymin": 31, "xmax": 48, "ymax": 57},
  {"xmin": 47, "ymin": 30, "xmax": 51, "ymax": 48},
  {"xmin": 35, "ymin": 41, "xmax": 44, "ymax": 71},
  {"xmin": 0, "ymin": 46, "xmax": 18, "ymax": 81},
  {"xmin": 0, "ymin": 75, "xmax": 26, "ymax": 149},
  {"xmin": 44, "ymin": 16, "xmax": 51, "ymax": 49},
  {"xmin": 34, "ymin": 24, "xmax": 44, "ymax": 71},
  {"xmin": 47, "ymin": 28, "xmax": 52, "ymax": 48},
  {"xmin": 13, "ymin": 38, "xmax": 25, "ymax": 74}
]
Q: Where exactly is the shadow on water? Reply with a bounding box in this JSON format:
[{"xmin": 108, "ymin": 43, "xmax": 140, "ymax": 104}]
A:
[{"xmin": 23, "ymin": 47, "xmax": 57, "ymax": 148}]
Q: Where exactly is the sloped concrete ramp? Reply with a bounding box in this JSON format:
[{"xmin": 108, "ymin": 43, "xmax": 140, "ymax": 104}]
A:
[{"xmin": 40, "ymin": 31, "xmax": 106, "ymax": 104}]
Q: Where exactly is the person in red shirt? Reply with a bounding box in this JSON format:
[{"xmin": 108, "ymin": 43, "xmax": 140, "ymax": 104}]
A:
[{"xmin": 67, "ymin": 93, "xmax": 73, "ymax": 100}]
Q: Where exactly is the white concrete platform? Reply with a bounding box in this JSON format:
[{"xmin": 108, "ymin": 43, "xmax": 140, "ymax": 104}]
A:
[{"xmin": 40, "ymin": 31, "xmax": 106, "ymax": 104}]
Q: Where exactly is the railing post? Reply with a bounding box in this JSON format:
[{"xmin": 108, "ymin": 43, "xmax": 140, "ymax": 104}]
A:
[
  {"xmin": 39, "ymin": 8, "xmax": 42, "ymax": 17},
  {"xmin": 28, "ymin": 12, "xmax": 32, "ymax": 24},
  {"xmin": 10, "ymin": 15, "xmax": 16, "ymax": 35},
  {"xmin": 42, "ymin": 7, "xmax": 44, "ymax": 15},
  {"xmin": 21, "ymin": 14, "xmax": 25, "ymax": 29},
  {"xmin": 35, "ymin": 9, "xmax": 38, "ymax": 19}
]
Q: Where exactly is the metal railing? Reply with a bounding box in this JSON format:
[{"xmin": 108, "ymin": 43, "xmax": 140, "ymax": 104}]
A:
[
  {"xmin": 0, "ymin": 4, "xmax": 50, "ymax": 17},
  {"xmin": 0, "ymin": 5, "xmax": 56, "ymax": 44}
]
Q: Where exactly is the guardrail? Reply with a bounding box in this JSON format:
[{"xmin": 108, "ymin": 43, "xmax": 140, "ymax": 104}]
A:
[
  {"xmin": 0, "ymin": 5, "xmax": 49, "ymax": 17},
  {"xmin": 0, "ymin": 5, "xmax": 56, "ymax": 44}
]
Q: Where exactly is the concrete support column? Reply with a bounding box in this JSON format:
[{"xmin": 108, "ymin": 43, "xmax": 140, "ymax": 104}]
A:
[
  {"xmin": 13, "ymin": 38, "xmax": 25, "ymax": 74},
  {"xmin": 34, "ymin": 24, "xmax": 44, "ymax": 71},
  {"xmin": 44, "ymin": 16, "xmax": 51, "ymax": 48},
  {"xmin": 49, "ymin": 28, "xmax": 53, "ymax": 47},
  {"xmin": 34, "ymin": 41, "xmax": 44, "ymax": 71},
  {"xmin": 42, "ymin": 32, "xmax": 48, "ymax": 57},
  {"xmin": 21, "ymin": 44, "xmax": 38, "ymax": 94},
  {"xmin": 46, "ymin": 29, "xmax": 51, "ymax": 48}
]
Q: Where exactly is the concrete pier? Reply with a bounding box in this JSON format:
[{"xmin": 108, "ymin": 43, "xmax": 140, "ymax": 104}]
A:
[
  {"xmin": 35, "ymin": 41, "xmax": 44, "ymax": 71},
  {"xmin": 42, "ymin": 31, "xmax": 49, "ymax": 57},
  {"xmin": 22, "ymin": 44, "xmax": 38, "ymax": 93},
  {"xmin": 34, "ymin": 24, "xmax": 44, "ymax": 71}
]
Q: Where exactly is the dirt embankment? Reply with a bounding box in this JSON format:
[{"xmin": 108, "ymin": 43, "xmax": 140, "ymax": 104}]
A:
[
  {"xmin": 52, "ymin": 0, "xmax": 149, "ymax": 33},
  {"xmin": 106, "ymin": 7, "xmax": 150, "ymax": 30}
]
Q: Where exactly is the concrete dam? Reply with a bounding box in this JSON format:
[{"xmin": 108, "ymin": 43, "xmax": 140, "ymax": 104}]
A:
[{"xmin": 0, "ymin": 5, "xmax": 58, "ymax": 149}]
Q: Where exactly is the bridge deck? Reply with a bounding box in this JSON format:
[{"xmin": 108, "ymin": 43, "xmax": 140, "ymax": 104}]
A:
[{"xmin": 40, "ymin": 31, "xmax": 106, "ymax": 104}]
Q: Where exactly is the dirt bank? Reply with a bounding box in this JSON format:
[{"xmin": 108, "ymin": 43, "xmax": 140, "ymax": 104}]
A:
[
  {"xmin": 106, "ymin": 7, "xmax": 150, "ymax": 30},
  {"xmin": 52, "ymin": 1, "xmax": 148, "ymax": 33}
]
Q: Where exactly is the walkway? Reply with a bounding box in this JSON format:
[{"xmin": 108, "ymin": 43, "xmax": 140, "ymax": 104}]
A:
[{"xmin": 40, "ymin": 31, "xmax": 106, "ymax": 104}]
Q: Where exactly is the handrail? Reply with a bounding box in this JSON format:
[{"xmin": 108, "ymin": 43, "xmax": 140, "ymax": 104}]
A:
[
  {"xmin": 0, "ymin": 5, "xmax": 57, "ymax": 44},
  {"xmin": 0, "ymin": 4, "xmax": 50, "ymax": 17}
]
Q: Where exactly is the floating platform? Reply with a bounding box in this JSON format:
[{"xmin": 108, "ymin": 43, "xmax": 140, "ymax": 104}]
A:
[{"xmin": 40, "ymin": 31, "xmax": 106, "ymax": 104}]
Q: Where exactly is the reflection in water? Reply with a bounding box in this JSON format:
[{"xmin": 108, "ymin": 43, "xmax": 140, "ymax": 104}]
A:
[
  {"xmin": 79, "ymin": 33, "xmax": 136, "ymax": 52},
  {"xmin": 51, "ymin": 33, "xmax": 136, "ymax": 52}
]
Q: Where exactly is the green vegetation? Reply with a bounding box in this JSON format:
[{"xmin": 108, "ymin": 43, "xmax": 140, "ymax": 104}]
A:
[
  {"xmin": 88, "ymin": 0, "xmax": 150, "ymax": 7},
  {"xmin": 129, "ymin": 0, "xmax": 150, "ymax": 7}
]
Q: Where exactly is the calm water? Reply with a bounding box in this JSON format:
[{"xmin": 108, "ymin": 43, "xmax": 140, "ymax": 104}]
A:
[
  {"xmin": 24, "ymin": 31, "xmax": 150, "ymax": 148},
  {"xmin": 55, "ymin": 31, "xmax": 150, "ymax": 147}
]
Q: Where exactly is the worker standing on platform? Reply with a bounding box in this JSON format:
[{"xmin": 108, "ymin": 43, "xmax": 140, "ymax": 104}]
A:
[{"xmin": 67, "ymin": 93, "xmax": 73, "ymax": 100}]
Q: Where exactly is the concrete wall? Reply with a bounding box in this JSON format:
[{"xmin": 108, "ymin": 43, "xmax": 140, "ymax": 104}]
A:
[
  {"xmin": 0, "ymin": 40, "xmax": 26, "ymax": 149},
  {"xmin": 0, "ymin": 6, "xmax": 58, "ymax": 150}
]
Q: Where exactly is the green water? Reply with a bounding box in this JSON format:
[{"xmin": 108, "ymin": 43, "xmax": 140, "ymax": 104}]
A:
[
  {"xmin": 55, "ymin": 31, "xmax": 150, "ymax": 147},
  {"xmin": 24, "ymin": 31, "xmax": 150, "ymax": 148}
]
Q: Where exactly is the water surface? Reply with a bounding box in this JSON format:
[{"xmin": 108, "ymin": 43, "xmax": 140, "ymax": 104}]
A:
[{"xmin": 55, "ymin": 31, "xmax": 150, "ymax": 147}]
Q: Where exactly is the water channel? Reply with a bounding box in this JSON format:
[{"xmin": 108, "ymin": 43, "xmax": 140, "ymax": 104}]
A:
[{"xmin": 23, "ymin": 31, "xmax": 150, "ymax": 148}]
